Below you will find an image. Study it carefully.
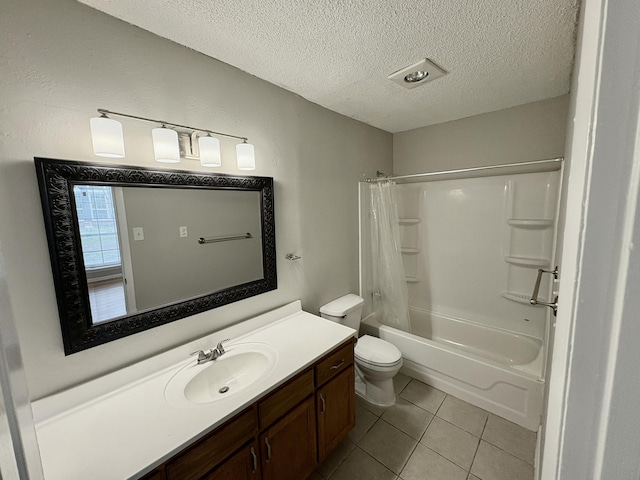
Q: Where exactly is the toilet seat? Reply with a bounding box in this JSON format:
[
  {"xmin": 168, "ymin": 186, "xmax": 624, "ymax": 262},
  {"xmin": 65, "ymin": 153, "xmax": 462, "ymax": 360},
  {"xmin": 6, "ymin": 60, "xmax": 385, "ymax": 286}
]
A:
[{"xmin": 355, "ymin": 335, "xmax": 402, "ymax": 367}]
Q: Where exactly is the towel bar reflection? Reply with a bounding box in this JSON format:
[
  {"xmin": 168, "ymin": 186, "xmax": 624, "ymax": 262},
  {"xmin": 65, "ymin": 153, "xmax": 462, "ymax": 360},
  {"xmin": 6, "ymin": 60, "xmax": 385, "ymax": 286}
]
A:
[{"xmin": 198, "ymin": 233, "xmax": 252, "ymax": 244}]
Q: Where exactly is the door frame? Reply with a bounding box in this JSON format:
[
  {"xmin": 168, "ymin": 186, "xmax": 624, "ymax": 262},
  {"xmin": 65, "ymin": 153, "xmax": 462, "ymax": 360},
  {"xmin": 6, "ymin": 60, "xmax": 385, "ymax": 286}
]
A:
[{"xmin": 540, "ymin": 0, "xmax": 640, "ymax": 477}]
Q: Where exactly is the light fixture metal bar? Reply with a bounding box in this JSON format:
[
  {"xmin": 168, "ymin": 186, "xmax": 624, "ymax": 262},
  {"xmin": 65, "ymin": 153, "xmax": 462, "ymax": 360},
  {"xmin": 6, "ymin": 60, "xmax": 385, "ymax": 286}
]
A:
[{"xmin": 97, "ymin": 108, "xmax": 248, "ymax": 142}]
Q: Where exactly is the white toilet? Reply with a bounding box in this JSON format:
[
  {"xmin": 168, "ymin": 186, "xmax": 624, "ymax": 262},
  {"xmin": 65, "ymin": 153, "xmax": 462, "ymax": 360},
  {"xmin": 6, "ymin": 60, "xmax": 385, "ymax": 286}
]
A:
[{"xmin": 320, "ymin": 294, "xmax": 403, "ymax": 407}]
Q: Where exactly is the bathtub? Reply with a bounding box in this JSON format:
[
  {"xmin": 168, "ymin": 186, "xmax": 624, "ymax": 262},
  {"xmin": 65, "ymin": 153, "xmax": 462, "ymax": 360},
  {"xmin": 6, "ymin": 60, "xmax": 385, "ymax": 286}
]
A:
[{"xmin": 361, "ymin": 307, "xmax": 545, "ymax": 431}]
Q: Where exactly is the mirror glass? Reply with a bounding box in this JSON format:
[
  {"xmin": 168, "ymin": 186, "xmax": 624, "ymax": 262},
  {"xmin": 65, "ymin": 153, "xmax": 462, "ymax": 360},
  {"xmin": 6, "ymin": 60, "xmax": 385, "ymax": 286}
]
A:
[
  {"xmin": 73, "ymin": 185, "xmax": 264, "ymax": 324},
  {"xmin": 35, "ymin": 158, "xmax": 276, "ymax": 354}
]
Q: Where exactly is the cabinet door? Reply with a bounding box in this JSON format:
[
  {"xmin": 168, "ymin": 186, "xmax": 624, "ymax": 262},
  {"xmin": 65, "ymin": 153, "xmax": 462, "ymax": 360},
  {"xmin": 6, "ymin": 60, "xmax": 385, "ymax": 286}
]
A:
[
  {"xmin": 203, "ymin": 441, "xmax": 260, "ymax": 480},
  {"xmin": 139, "ymin": 468, "xmax": 165, "ymax": 480},
  {"xmin": 317, "ymin": 366, "xmax": 355, "ymax": 462},
  {"xmin": 260, "ymin": 396, "xmax": 316, "ymax": 480}
]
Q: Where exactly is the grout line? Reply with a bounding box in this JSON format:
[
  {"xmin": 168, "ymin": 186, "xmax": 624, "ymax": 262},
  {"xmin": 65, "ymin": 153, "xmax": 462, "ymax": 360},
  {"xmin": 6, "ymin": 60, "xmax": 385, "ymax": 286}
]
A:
[
  {"xmin": 479, "ymin": 414, "xmax": 536, "ymax": 465},
  {"xmin": 398, "ymin": 439, "xmax": 420, "ymax": 477},
  {"xmin": 395, "ymin": 388, "xmax": 445, "ymax": 417},
  {"xmin": 373, "ymin": 418, "xmax": 420, "ymax": 475},
  {"xmin": 477, "ymin": 437, "xmax": 535, "ymax": 466},
  {"xmin": 422, "ymin": 444, "xmax": 471, "ymax": 474},
  {"xmin": 318, "ymin": 438, "xmax": 356, "ymax": 479},
  {"xmin": 433, "ymin": 393, "xmax": 448, "ymax": 416},
  {"xmin": 356, "ymin": 445, "xmax": 404, "ymax": 478},
  {"xmin": 468, "ymin": 415, "xmax": 489, "ymax": 476},
  {"xmin": 354, "ymin": 415, "xmax": 380, "ymax": 445}
]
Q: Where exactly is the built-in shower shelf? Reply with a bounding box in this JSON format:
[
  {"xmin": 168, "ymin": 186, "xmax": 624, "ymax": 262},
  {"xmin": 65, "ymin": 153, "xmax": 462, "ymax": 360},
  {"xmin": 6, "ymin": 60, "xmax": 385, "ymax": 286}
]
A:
[
  {"xmin": 507, "ymin": 218, "xmax": 554, "ymax": 228},
  {"xmin": 505, "ymin": 256, "xmax": 550, "ymax": 267},
  {"xmin": 405, "ymin": 276, "xmax": 420, "ymax": 283},
  {"xmin": 502, "ymin": 291, "xmax": 548, "ymax": 305},
  {"xmin": 401, "ymin": 247, "xmax": 420, "ymax": 254},
  {"xmin": 398, "ymin": 218, "xmax": 421, "ymax": 225}
]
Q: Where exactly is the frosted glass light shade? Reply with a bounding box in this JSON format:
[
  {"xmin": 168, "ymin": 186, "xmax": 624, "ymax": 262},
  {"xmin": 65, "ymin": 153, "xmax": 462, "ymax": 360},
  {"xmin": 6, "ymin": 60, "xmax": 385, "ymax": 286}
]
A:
[
  {"xmin": 152, "ymin": 127, "xmax": 180, "ymax": 163},
  {"xmin": 236, "ymin": 142, "xmax": 255, "ymax": 170},
  {"xmin": 198, "ymin": 136, "xmax": 221, "ymax": 167},
  {"xmin": 90, "ymin": 117, "xmax": 125, "ymax": 158}
]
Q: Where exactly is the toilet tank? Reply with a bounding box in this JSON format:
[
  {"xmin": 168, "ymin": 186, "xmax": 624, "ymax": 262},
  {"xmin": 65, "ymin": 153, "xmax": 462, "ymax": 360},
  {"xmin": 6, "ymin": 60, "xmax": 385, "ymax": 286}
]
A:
[{"xmin": 319, "ymin": 294, "xmax": 364, "ymax": 331}]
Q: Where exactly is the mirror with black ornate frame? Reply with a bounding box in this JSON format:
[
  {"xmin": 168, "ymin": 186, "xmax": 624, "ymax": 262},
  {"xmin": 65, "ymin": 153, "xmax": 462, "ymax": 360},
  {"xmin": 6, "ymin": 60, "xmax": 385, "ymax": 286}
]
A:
[{"xmin": 35, "ymin": 157, "xmax": 276, "ymax": 355}]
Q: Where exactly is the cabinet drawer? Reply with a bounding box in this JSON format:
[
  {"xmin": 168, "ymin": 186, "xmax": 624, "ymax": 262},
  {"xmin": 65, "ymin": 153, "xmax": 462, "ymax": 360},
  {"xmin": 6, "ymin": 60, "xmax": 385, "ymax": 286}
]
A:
[
  {"xmin": 315, "ymin": 339, "xmax": 354, "ymax": 387},
  {"xmin": 259, "ymin": 368, "xmax": 314, "ymax": 429},
  {"xmin": 166, "ymin": 407, "xmax": 257, "ymax": 480}
]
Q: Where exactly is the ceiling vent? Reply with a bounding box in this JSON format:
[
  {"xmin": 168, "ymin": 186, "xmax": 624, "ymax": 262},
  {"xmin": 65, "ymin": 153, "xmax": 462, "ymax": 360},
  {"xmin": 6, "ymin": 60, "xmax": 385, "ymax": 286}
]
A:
[{"xmin": 388, "ymin": 59, "xmax": 447, "ymax": 89}]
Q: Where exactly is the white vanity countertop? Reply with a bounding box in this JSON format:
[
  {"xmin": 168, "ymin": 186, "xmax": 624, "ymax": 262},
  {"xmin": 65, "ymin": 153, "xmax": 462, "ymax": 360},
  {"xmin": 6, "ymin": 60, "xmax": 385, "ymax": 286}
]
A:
[{"xmin": 31, "ymin": 302, "xmax": 355, "ymax": 480}]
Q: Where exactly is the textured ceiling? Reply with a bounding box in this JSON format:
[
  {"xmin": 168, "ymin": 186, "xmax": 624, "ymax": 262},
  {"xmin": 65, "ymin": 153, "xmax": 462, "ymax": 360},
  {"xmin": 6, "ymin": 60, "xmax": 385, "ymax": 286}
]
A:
[{"xmin": 78, "ymin": 0, "xmax": 580, "ymax": 133}]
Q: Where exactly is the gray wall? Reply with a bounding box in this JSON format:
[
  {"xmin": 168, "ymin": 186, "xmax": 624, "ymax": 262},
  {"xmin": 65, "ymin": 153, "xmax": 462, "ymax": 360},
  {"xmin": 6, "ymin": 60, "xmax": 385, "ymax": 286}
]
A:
[
  {"xmin": 121, "ymin": 188, "xmax": 263, "ymax": 311},
  {"xmin": 393, "ymin": 95, "xmax": 570, "ymax": 174},
  {"xmin": 0, "ymin": 0, "xmax": 392, "ymax": 399}
]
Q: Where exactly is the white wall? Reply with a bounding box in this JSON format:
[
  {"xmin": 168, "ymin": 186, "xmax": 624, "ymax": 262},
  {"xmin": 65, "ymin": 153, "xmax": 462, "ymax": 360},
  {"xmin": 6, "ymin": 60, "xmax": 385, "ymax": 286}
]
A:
[
  {"xmin": 0, "ymin": 0, "xmax": 392, "ymax": 399},
  {"xmin": 393, "ymin": 95, "xmax": 569, "ymax": 175}
]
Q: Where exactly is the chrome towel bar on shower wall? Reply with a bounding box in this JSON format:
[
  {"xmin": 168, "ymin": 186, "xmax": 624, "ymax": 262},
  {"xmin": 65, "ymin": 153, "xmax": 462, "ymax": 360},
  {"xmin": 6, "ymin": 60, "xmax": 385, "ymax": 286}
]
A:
[
  {"xmin": 198, "ymin": 233, "xmax": 252, "ymax": 244},
  {"xmin": 530, "ymin": 266, "xmax": 559, "ymax": 316}
]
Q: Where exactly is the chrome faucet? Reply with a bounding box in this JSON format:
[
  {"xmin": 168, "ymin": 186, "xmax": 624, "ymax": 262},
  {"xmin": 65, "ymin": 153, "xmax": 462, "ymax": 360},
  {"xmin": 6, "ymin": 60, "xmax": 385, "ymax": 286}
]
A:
[{"xmin": 191, "ymin": 339, "xmax": 230, "ymax": 364}]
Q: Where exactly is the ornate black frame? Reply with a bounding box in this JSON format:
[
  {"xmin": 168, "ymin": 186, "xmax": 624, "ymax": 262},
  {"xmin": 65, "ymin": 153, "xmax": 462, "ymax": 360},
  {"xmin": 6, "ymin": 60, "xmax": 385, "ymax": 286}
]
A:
[{"xmin": 35, "ymin": 157, "xmax": 277, "ymax": 355}]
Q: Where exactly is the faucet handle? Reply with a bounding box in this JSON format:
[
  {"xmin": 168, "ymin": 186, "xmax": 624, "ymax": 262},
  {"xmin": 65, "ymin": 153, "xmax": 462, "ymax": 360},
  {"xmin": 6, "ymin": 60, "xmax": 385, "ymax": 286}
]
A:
[
  {"xmin": 216, "ymin": 338, "xmax": 231, "ymax": 355},
  {"xmin": 190, "ymin": 350, "xmax": 209, "ymax": 364}
]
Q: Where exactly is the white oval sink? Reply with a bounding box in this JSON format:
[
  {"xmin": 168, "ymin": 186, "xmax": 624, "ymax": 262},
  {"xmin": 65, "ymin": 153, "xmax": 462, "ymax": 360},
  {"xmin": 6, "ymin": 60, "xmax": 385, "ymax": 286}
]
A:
[{"xmin": 165, "ymin": 343, "xmax": 278, "ymax": 407}]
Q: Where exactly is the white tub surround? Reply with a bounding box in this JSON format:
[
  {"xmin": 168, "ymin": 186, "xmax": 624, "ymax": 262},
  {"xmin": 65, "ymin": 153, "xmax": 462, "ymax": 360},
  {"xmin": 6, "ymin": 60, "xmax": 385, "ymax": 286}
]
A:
[
  {"xmin": 359, "ymin": 167, "xmax": 561, "ymax": 432},
  {"xmin": 362, "ymin": 311, "xmax": 544, "ymax": 431},
  {"xmin": 31, "ymin": 302, "xmax": 355, "ymax": 480}
]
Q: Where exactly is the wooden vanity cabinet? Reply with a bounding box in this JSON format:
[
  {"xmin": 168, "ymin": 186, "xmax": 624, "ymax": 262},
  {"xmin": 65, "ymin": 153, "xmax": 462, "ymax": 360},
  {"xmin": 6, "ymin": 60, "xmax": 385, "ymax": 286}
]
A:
[
  {"xmin": 315, "ymin": 341, "xmax": 356, "ymax": 463},
  {"xmin": 316, "ymin": 367, "xmax": 355, "ymax": 462},
  {"xmin": 260, "ymin": 396, "xmax": 317, "ymax": 480},
  {"xmin": 146, "ymin": 338, "xmax": 355, "ymax": 480},
  {"xmin": 202, "ymin": 441, "xmax": 260, "ymax": 480}
]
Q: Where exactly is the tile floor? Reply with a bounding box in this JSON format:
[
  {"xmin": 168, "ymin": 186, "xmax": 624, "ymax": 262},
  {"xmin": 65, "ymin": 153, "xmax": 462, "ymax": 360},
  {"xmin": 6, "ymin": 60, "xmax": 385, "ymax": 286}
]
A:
[{"xmin": 308, "ymin": 373, "xmax": 536, "ymax": 480}]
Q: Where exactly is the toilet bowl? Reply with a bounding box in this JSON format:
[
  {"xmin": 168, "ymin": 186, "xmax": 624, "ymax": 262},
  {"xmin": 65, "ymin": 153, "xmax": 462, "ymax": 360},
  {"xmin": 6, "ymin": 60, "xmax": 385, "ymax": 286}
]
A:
[{"xmin": 319, "ymin": 294, "xmax": 403, "ymax": 407}]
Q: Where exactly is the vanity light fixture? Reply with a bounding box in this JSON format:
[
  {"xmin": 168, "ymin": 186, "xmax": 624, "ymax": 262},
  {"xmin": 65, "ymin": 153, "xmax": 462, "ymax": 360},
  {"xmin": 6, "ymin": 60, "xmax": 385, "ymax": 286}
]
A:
[
  {"xmin": 152, "ymin": 125, "xmax": 180, "ymax": 164},
  {"xmin": 198, "ymin": 134, "xmax": 222, "ymax": 167},
  {"xmin": 89, "ymin": 113, "xmax": 125, "ymax": 158},
  {"xmin": 236, "ymin": 140, "xmax": 256, "ymax": 171},
  {"xmin": 89, "ymin": 108, "xmax": 255, "ymax": 169}
]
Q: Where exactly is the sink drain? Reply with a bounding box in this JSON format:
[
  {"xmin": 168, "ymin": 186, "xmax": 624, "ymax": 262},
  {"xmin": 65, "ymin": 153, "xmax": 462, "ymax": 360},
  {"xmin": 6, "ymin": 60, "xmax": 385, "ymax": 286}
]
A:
[{"xmin": 218, "ymin": 386, "xmax": 230, "ymax": 394}]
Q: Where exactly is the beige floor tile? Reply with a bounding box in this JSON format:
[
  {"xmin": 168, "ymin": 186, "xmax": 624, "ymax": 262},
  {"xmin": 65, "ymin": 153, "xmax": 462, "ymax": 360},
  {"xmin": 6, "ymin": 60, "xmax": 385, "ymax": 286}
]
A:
[
  {"xmin": 421, "ymin": 416, "xmax": 480, "ymax": 470},
  {"xmin": 316, "ymin": 437, "xmax": 356, "ymax": 478},
  {"xmin": 348, "ymin": 403, "xmax": 378, "ymax": 443},
  {"xmin": 381, "ymin": 397, "xmax": 434, "ymax": 440},
  {"xmin": 399, "ymin": 380, "xmax": 446, "ymax": 414},
  {"xmin": 359, "ymin": 420, "xmax": 418, "ymax": 474},
  {"xmin": 471, "ymin": 441, "xmax": 534, "ymax": 480},
  {"xmin": 356, "ymin": 394, "xmax": 387, "ymax": 417},
  {"xmin": 436, "ymin": 396, "xmax": 488, "ymax": 436},
  {"xmin": 468, "ymin": 476, "xmax": 482, "ymax": 480},
  {"xmin": 399, "ymin": 443, "xmax": 467, "ymax": 480},
  {"xmin": 328, "ymin": 446, "xmax": 397, "ymax": 480},
  {"xmin": 394, "ymin": 372, "xmax": 412, "ymax": 394},
  {"xmin": 482, "ymin": 414, "xmax": 536, "ymax": 464}
]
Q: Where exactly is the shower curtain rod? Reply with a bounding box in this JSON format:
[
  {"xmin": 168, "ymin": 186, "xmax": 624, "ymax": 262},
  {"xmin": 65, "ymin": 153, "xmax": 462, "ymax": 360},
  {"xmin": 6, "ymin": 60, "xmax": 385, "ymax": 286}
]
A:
[{"xmin": 365, "ymin": 158, "xmax": 563, "ymax": 183}]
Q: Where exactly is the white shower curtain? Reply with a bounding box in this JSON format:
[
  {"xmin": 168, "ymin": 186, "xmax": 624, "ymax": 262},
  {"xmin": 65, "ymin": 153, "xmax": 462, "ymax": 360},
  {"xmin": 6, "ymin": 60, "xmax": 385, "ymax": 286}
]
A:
[{"xmin": 369, "ymin": 181, "xmax": 411, "ymax": 332}]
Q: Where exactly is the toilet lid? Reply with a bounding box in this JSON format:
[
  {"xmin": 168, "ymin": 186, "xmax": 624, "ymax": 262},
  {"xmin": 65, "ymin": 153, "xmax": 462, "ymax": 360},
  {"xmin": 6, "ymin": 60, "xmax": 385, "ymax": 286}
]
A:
[{"xmin": 355, "ymin": 335, "xmax": 402, "ymax": 366}]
